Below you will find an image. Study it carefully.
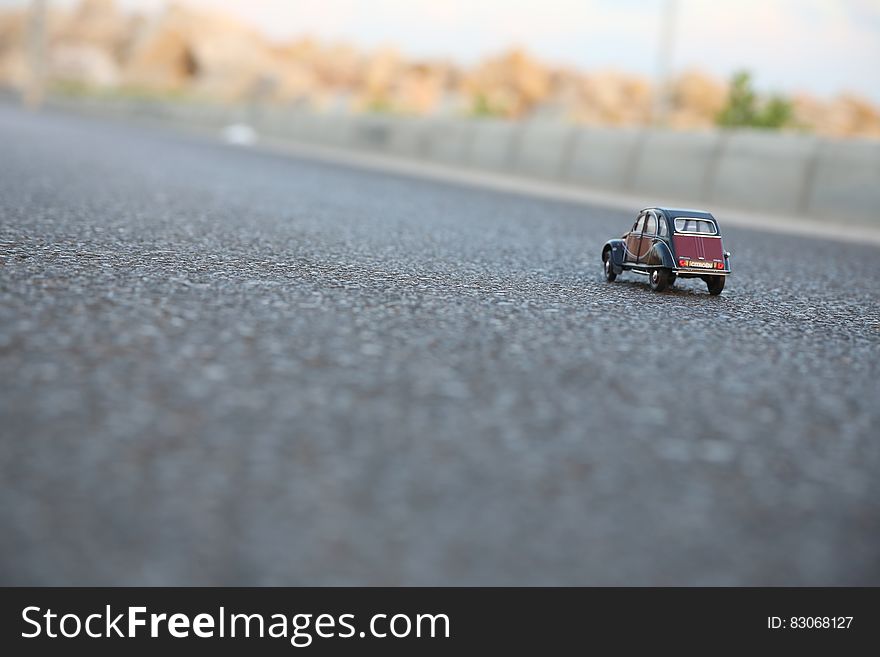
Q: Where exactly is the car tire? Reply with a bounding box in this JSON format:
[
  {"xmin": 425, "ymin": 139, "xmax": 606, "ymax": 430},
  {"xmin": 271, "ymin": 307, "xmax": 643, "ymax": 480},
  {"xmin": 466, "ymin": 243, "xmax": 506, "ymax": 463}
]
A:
[
  {"xmin": 603, "ymin": 250, "xmax": 617, "ymax": 282},
  {"xmin": 706, "ymin": 275, "xmax": 725, "ymax": 295},
  {"xmin": 649, "ymin": 268, "xmax": 671, "ymax": 292}
]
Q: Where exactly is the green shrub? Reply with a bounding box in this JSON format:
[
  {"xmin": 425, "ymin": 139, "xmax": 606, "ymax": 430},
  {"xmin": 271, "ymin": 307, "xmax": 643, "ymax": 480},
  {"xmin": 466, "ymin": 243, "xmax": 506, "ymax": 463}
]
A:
[{"xmin": 716, "ymin": 70, "xmax": 793, "ymax": 130}]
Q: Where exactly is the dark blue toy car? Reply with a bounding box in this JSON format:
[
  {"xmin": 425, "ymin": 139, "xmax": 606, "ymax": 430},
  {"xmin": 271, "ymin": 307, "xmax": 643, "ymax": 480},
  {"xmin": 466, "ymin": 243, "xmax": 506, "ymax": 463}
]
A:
[{"xmin": 602, "ymin": 207, "xmax": 731, "ymax": 295}]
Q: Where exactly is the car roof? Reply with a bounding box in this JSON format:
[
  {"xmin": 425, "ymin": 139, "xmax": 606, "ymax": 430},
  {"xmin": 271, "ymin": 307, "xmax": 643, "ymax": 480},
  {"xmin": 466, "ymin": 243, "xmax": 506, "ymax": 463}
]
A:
[{"xmin": 643, "ymin": 207, "xmax": 716, "ymax": 220}]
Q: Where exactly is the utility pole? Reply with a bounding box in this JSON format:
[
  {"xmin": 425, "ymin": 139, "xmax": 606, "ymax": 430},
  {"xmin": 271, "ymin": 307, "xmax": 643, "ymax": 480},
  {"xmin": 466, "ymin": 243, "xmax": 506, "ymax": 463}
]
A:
[
  {"xmin": 24, "ymin": 0, "xmax": 48, "ymax": 109},
  {"xmin": 653, "ymin": 0, "xmax": 678, "ymax": 126}
]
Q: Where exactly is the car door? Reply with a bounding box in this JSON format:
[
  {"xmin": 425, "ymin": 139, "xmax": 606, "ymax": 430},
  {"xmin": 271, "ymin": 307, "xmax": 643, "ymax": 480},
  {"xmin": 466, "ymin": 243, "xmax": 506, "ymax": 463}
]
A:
[
  {"xmin": 638, "ymin": 211, "xmax": 659, "ymax": 264},
  {"xmin": 624, "ymin": 213, "xmax": 646, "ymax": 263}
]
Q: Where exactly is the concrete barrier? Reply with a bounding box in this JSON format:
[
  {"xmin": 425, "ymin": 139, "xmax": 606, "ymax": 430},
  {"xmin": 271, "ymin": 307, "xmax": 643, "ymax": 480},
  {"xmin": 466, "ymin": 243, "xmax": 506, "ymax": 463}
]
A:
[
  {"xmin": 805, "ymin": 140, "xmax": 880, "ymax": 224},
  {"xmin": 421, "ymin": 119, "xmax": 472, "ymax": 165},
  {"xmin": 515, "ymin": 122, "xmax": 576, "ymax": 179},
  {"xmin": 345, "ymin": 114, "xmax": 391, "ymax": 150},
  {"xmin": 174, "ymin": 102, "xmax": 236, "ymax": 129},
  {"xmin": 40, "ymin": 94, "xmax": 880, "ymax": 228},
  {"xmin": 319, "ymin": 112, "xmax": 360, "ymax": 147},
  {"xmin": 286, "ymin": 110, "xmax": 325, "ymax": 143},
  {"xmin": 251, "ymin": 105, "xmax": 299, "ymax": 139},
  {"xmin": 565, "ymin": 126, "xmax": 643, "ymax": 191},
  {"xmin": 466, "ymin": 119, "xmax": 520, "ymax": 171},
  {"xmin": 382, "ymin": 117, "xmax": 427, "ymax": 157},
  {"xmin": 630, "ymin": 130, "xmax": 722, "ymax": 200},
  {"xmin": 709, "ymin": 131, "xmax": 818, "ymax": 216}
]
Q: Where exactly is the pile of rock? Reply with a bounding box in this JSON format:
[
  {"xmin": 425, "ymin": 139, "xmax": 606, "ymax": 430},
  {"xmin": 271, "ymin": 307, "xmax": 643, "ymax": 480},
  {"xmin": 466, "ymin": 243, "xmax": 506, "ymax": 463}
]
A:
[{"xmin": 1, "ymin": 0, "xmax": 878, "ymax": 137}]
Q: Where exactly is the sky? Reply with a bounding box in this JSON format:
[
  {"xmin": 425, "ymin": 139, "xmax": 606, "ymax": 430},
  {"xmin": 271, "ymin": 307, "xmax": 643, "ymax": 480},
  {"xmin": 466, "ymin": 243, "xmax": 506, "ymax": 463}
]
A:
[{"xmin": 5, "ymin": 0, "xmax": 880, "ymax": 100}]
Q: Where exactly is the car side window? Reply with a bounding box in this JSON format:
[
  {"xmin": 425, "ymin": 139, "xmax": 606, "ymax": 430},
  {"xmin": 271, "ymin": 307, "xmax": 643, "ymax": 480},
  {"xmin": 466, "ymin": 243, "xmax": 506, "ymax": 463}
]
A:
[
  {"xmin": 633, "ymin": 214, "xmax": 646, "ymax": 233},
  {"xmin": 658, "ymin": 215, "xmax": 668, "ymax": 237},
  {"xmin": 644, "ymin": 213, "xmax": 657, "ymax": 235}
]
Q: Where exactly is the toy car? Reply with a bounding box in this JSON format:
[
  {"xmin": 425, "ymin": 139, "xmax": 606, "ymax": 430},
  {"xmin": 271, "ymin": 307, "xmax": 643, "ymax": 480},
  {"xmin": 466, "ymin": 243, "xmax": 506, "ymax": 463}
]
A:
[{"xmin": 601, "ymin": 207, "xmax": 730, "ymax": 294}]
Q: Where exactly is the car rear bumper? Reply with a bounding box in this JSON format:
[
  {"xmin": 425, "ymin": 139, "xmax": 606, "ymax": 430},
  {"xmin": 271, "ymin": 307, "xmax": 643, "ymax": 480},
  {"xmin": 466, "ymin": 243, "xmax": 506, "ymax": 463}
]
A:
[{"xmin": 673, "ymin": 268, "xmax": 730, "ymax": 276}]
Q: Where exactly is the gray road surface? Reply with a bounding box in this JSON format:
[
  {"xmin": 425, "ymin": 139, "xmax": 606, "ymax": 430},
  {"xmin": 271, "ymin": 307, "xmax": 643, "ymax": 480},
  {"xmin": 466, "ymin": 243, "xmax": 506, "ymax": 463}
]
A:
[{"xmin": 1, "ymin": 104, "xmax": 878, "ymax": 585}]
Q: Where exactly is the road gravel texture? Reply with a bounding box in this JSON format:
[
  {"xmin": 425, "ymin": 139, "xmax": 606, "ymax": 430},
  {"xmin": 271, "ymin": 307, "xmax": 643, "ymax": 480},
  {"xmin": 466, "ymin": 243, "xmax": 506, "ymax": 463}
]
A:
[{"xmin": 1, "ymin": 104, "xmax": 878, "ymax": 585}]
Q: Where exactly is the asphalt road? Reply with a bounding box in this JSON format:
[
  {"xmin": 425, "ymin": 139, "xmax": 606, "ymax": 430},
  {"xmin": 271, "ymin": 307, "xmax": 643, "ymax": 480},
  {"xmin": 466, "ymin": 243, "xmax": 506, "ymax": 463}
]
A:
[{"xmin": 1, "ymin": 103, "xmax": 878, "ymax": 585}]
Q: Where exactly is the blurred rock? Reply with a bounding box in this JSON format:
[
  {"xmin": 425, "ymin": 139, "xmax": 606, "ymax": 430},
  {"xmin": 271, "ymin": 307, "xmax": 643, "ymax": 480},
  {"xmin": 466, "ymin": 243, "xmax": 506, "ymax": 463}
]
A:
[
  {"xmin": 124, "ymin": 4, "xmax": 278, "ymax": 99},
  {"xmin": 667, "ymin": 70, "xmax": 727, "ymax": 130},
  {"xmin": 465, "ymin": 48, "xmax": 551, "ymax": 118},
  {"xmin": 573, "ymin": 70, "xmax": 652, "ymax": 126},
  {"xmin": 50, "ymin": 43, "xmax": 119, "ymax": 87},
  {"xmin": 793, "ymin": 93, "xmax": 880, "ymax": 138},
  {"xmin": 0, "ymin": 0, "xmax": 878, "ymax": 137},
  {"xmin": 0, "ymin": 7, "xmax": 27, "ymax": 87}
]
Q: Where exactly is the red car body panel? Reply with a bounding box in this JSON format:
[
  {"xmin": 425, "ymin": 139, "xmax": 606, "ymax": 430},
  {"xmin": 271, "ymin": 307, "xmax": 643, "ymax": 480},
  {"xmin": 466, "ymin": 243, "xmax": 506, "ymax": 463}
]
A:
[{"xmin": 673, "ymin": 234, "xmax": 725, "ymax": 264}]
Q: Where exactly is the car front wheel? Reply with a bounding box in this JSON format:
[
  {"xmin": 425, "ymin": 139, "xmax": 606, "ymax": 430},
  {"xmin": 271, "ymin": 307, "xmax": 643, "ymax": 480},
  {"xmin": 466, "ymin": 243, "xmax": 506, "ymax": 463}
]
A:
[
  {"xmin": 603, "ymin": 251, "xmax": 617, "ymax": 282},
  {"xmin": 705, "ymin": 275, "xmax": 726, "ymax": 295},
  {"xmin": 649, "ymin": 268, "xmax": 671, "ymax": 292}
]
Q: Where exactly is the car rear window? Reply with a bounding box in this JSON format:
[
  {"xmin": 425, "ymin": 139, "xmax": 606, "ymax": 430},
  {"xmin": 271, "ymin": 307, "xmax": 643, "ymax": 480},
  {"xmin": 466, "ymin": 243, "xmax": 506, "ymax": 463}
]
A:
[{"xmin": 674, "ymin": 217, "xmax": 717, "ymax": 234}]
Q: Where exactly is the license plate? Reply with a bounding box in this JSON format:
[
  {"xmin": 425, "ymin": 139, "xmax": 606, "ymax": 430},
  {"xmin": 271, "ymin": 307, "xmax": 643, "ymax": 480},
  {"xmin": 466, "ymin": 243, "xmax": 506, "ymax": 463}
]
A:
[{"xmin": 686, "ymin": 260, "xmax": 715, "ymax": 269}]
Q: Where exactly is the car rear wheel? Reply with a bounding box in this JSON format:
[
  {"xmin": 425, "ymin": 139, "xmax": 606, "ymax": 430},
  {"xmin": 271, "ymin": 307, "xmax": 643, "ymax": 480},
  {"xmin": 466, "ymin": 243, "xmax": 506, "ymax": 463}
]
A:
[
  {"xmin": 649, "ymin": 268, "xmax": 671, "ymax": 292},
  {"xmin": 603, "ymin": 250, "xmax": 617, "ymax": 282},
  {"xmin": 706, "ymin": 275, "xmax": 725, "ymax": 295}
]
